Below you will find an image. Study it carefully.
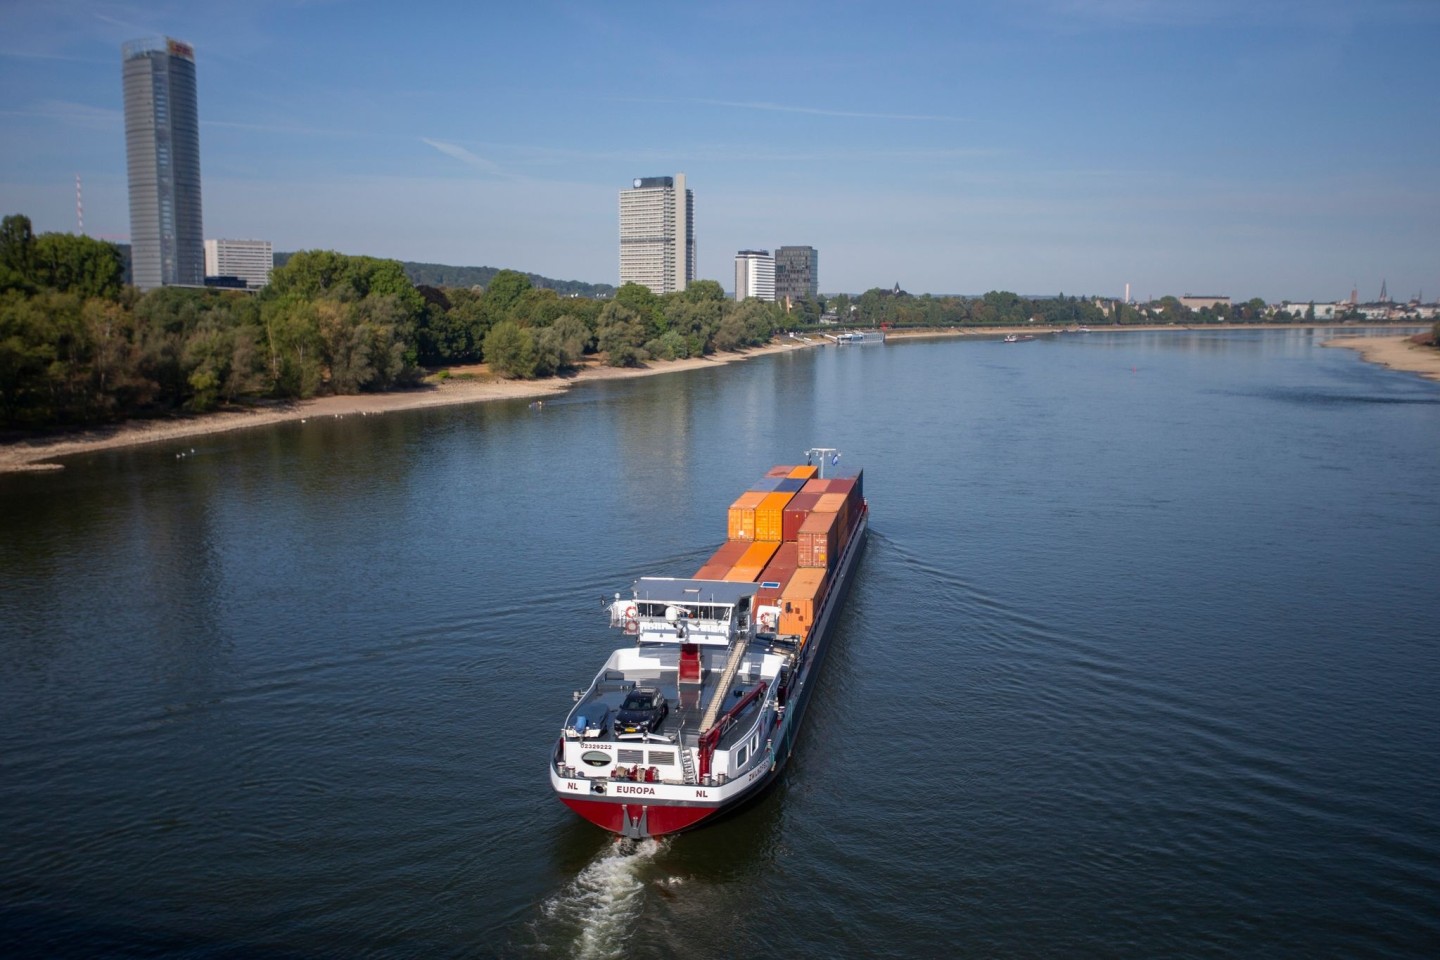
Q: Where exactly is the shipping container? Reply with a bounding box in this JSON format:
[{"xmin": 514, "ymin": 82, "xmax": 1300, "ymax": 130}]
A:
[
  {"xmin": 765, "ymin": 465, "xmax": 797, "ymax": 478},
  {"xmin": 801, "ymin": 478, "xmax": 830, "ymax": 495},
  {"xmin": 781, "ymin": 492, "xmax": 823, "ymax": 542},
  {"xmin": 797, "ymin": 510, "xmax": 840, "ymax": 568},
  {"xmin": 722, "ymin": 540, "xmax": 780, "ymax": 582},
  {"xmin": 727, "ymin": 490, "xmax": 767, "ymax": 540},
  {"xmin": 748, "ymin": 476, "xmax": 783, "ymax": 493},
  {"xmin": 693, "ymin": 539, "xmax": 749, "ymax": 578},
  {"xmin": 779, "ymin": 567, "xmax": 829, "ymax": 640},
  {"xmin": 774, "ymin": 477, "xmax": 805, "ymax": 493},
  {"xmin": 694, "ymin": 562, "xmax": 731, "ymax": 580},
  {"xmin": 787, "ymin": 465, "xmax": 818, "ymax": 480},
  {"xmin": 755, "ymin": 542, "xmax": 800, "ymax": 608},
  {"xmin": 755, "ymin": 490, "xmax": 795, "ymax": 542}
]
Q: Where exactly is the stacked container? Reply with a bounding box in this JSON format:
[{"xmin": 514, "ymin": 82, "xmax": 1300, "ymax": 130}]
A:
[
  {"xmin": 724, "ymin": 541, "xmax": 779, "ymax": 582},
  {"xmin": 695, "ymin": 540, "xmax": 749, "ymax": 579}
]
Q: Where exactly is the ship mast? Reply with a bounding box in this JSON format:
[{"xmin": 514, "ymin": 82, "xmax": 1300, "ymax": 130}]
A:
[{"xmin": 804, "ymin": 447, "xmax": 840, "ymax": 479}]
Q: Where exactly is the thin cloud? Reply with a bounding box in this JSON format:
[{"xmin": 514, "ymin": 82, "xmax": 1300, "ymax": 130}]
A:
[
  {"xmin": 205, "ymin": 119, "xmax": 358, "ymax": 137},
  {"xmin": 696, "ymin": 99, "xmax": 966, "ymax": 122},
  {"xmin": 421, "ymin": 138, "xmax": 509, "ymax": 177},
  {"xmin": 611, "ymin": 97, "xmax": 964, "ymax": 122},
  {"xmin": 1, "ymin": 100, "xmax": 122, "ymax": 130}
]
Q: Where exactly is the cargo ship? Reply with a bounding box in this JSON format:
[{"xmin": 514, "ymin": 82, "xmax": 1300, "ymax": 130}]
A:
[{"xmin": 550, "ymin": 449, "xmax": 868, "ymax": 838}]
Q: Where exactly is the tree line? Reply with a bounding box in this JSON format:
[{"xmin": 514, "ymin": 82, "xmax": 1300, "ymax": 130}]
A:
[{"xmin": 0, "ymin": 214, "xmax": 780, "ymax": 430}]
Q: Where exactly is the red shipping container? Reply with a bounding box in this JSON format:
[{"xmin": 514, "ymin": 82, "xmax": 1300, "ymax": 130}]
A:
[
  {"xmin": 797, "ymin": 510, "xmax": 839, "ymax": 569},
  {"xmin": 755, "ymin": 542, "xmax": 799, "ymax": 608},
  {"xmin": 782, "ymin": 492, "xmax": 823, "ymax": 542}
]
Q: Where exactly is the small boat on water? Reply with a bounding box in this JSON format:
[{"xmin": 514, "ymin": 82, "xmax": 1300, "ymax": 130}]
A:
[
  {"xmin": 830, "ymin": 330, "xmax": 886, "ymax": 345},
  {"xmin": 549, "ymin": 449, "xmax": 868, "ymax": 838},
  {"xmin": 1003, "ymin": 333, "xmax": 1035, "ymax": 343}
]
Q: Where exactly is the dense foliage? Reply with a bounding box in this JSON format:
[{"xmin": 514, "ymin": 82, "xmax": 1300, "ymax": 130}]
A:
[
  {"xmin": 273, "ymin": 252, "xmax": 616, "ymax": 299},
  {"xmin": 1, "ymin": 214, "xmax": 779, "ymax": 429}
]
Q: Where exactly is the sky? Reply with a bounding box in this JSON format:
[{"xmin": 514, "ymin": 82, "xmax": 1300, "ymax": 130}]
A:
[{"xmin": 1, "ymin": 0, "xmax": 1437, "ymax": 301}]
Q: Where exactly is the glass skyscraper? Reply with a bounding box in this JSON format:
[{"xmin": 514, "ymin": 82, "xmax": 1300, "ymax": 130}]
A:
[{"xmin": 123, "ymin": 37, "xmax": 204, "ymax": 290}]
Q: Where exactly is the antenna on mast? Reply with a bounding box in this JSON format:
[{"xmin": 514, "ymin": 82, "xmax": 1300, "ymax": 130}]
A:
[
  {"xmin": 804, "ymin": 447, "xmax": 841, "ymax": 479},
  {"xmin": 76, "ymin": 175, "xmax": 84, "ymax": 235}
]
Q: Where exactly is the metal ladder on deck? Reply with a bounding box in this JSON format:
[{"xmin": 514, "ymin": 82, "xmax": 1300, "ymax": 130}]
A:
[
  {"xmin": 698, "ymin": 636, "xmax": 751, "ymax": 733},
  {"xmin": 679, "ymin": 733, "xmax": 698, "ymax": 784}
]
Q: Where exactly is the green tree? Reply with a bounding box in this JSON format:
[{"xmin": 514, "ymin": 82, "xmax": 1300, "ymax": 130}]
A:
[
  {"xmin": 483, "ymin": 269, "xmax": 533, "ymax": 320},
  {"xmin": 595, "ymin": 301, "xmax": 648, "ymax": 367},
  {"xmin": 31, "ymin": 233, "xmax": 124, "ymax": 299},
  {"xmin": 483, "ymin": 319, "xmax": 537, "ymax": 378},
  {"xmin": 0, "ymin": 214, "xmax": 35, "ymax": 279}
]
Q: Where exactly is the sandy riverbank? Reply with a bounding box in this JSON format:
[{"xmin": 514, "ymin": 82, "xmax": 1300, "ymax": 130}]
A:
[
  {"xmin": 0, "ymin": 338, "xmax": 816, "ymax": 474},
  {"xmin": 1322, "ymin": 335, "xmax": 1440, "ymax": 382}
]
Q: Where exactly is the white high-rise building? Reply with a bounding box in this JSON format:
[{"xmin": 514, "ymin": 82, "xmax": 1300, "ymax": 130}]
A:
[
  {"xmin": 734, "ymin": 250, "xmax": 775, "ymax": 301},
  {"xmin": 204, "ymin": 238, "xmax": 272, "ymax": 288},
  {"xmin": 619, "ymin": 174, "xmax": 694, "ymax": 294}
]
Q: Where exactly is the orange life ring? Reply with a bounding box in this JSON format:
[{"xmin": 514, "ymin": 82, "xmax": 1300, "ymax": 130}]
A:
[
  {"xmin": 624, "ymin": 604, "xmax": 638, "ymax": 620},
  {"xmin": 624, "ymin": 617, "xmax": 639, "ymax": 635}
]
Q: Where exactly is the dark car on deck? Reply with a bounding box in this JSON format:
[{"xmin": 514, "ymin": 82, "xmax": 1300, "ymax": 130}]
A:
[{"xmin": 612, "ymin": 687, "xmax": 669, "ymax": 738}]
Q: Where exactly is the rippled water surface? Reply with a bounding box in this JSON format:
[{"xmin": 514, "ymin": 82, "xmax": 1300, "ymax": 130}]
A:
[{"xmin": 2, "ymin": 329, "xmax": 1438, "ymax": 958}]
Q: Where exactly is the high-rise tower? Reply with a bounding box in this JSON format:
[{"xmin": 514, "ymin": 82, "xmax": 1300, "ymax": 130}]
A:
[
  {"xmin": 734, "ymin": 250, "xmax": 775, "ymax": 301},
  {"xmin": 123, "ymin": 37, "xmax": 204, "ymax": 290},
  {"xmin": 774, "ymin": 246, "xmax": 818, "ymax": 305},
  {"xmin": 619, "ymin": 174, "xmax": 694, "ymax": 294}
]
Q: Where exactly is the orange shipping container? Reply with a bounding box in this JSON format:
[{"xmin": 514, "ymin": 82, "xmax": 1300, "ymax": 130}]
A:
[
  {"xmin": 765, "ymin": 465, "xmax": 797, "ymax": 478},
  {"xmin": 722, "ymin": 540, "xmax": 779, "ymax": 582},
  {"xmin": 755, "ymin": 490, "xmax": 795, "ymax": 542},
  {"xmin": 694, "ymin": 562, "xmax": 731, "ymax": 580},
  {"xmin": 787, "ymin": 465, "xmax": 818, "ymax": 480},
  {"xmin": 779, "ymin": 567, "xmax": 828, "ymax": 640},
  {"xmin": 801, "ymin": 478, "xmax": 829, "ymax": 495},
  {"xmin": 703, "ymin": 540, "xmax": 750, "ymax": 569},
  {"xmin": 797, "ymin": 510, "xmax": 840, "ymax": 568},
  {"xmin": 727, "ymin": 490, "xmax": 767, "ymax": 540}
]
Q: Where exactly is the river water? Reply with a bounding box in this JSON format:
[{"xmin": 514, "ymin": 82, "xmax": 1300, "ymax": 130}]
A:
[{"xmin": 2, "ymin": 328, "xmax": 1437, "ymax": 959}]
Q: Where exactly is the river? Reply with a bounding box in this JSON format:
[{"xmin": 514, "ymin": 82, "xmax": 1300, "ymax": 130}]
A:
[{"xmin": 2, "ymin": 328, "xmax": 1437, "ymax": 958}]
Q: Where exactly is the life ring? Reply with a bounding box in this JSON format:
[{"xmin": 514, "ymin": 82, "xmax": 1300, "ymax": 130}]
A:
[
  {"xmin": 624, "ymin": 617, "xmax": 639, "ymax": 635},
  {"xmin": 624, "ymin": 604, "xmax": 638, "ymax": 620},
  {"xmin": 758, "ymin": 611, "xmax": 776, "ymax": 631}
]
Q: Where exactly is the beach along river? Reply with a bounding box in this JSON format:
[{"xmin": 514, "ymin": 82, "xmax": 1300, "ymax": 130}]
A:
[{"xmin": 1, "ymin": 328, "xmax": 1438, "ymax": 958}]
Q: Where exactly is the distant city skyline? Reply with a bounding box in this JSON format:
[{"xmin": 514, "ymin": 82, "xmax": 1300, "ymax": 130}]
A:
[{"xmin": 2, "ymin": 1, "xmax": 1437, "ymax": 302}]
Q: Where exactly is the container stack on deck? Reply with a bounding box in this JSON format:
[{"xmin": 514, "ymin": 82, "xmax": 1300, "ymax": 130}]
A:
[{"xmin": 693, "ymin": 464, "xmax": 864, "ymax": 643}]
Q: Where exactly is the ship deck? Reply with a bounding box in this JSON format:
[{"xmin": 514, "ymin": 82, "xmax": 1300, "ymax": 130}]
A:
[{"xmin": 569, "ymin": 636, "xmax": 775, "ymax": 753}]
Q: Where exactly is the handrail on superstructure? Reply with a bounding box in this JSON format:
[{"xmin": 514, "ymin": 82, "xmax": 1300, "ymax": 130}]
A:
[{"xmin": 697, "ymin": 681, "xmax": 768, "ymax": 781}]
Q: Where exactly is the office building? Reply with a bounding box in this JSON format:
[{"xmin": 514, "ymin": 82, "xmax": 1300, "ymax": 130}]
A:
[
  {"xmin": 123, "ymin": 36, "xmax": 204, "ymax": 290},
  {"xmin": 619, "ymin": 174, "xmax": 694, "ymax": 294},
  {"xmin": 205, "ymin": 238, "xmax": 273, "ymax": 289},
  {"xmin": 734, "ymin": 250, "xmax": 775, "ymax": 301},
  {"xmin": 774, "ymin": 245, "xmax": 819, "ymax": 304}
]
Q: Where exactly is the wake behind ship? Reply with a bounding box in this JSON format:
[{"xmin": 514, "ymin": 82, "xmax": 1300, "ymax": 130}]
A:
[{"xmin": 550, "ymin": 450, "xmax": 867, "ymax": 838}]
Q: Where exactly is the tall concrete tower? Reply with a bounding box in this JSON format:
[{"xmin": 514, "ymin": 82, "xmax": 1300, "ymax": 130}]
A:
[{"xmin": 123, "ymin": 37, "xmax": 204, "ymax": 290}]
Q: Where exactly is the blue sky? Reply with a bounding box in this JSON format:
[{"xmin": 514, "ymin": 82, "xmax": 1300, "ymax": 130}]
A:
[{"xmin": 2, "ymin": 0, "xmax": 1436, "ymax": 301}]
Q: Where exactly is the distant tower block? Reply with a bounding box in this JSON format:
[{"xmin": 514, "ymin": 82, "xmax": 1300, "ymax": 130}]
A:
[{"xmin": 1125, "ymin": 282, "xmax": 1130, "ymax": 303}]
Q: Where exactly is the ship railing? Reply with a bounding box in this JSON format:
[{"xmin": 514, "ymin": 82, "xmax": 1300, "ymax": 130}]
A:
[{"xmin": 697, "ymin": 680, "xmax": 769, "ymax": 782}]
